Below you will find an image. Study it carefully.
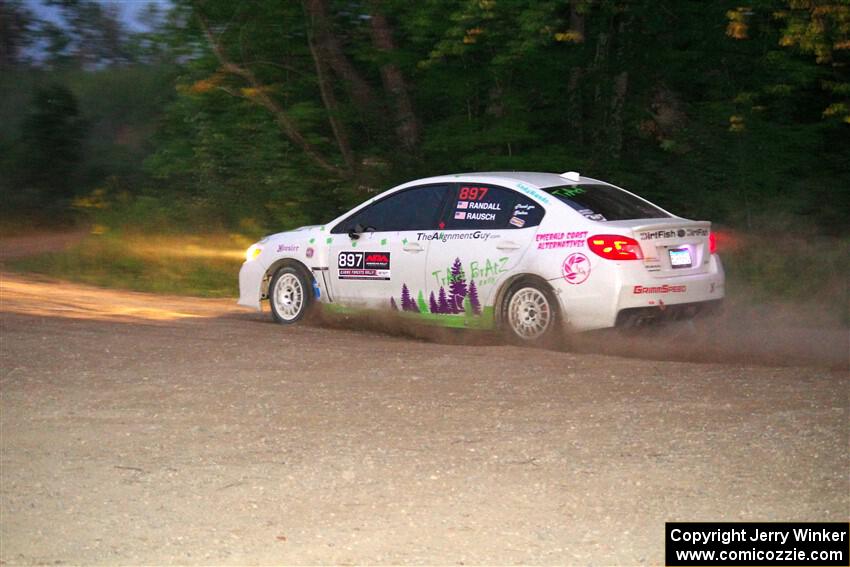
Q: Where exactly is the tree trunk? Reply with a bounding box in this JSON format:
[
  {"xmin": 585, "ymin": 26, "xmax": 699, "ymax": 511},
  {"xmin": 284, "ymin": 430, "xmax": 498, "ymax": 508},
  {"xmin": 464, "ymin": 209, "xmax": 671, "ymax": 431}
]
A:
[
  {"xmin": 569, "ymin": 1, "xmax": 586, "ymax": 43},
  {"xmin": 197, "ymin": 13, "xmax": 346, "ymax": 178},
  {"xmin": 608, "ymin": 11, "xmax": 632, "ymax": 159},
  {"xmin": 565, "ymin": 1, "xmax": 586, "ymax": 146},
  {"xmin": 303, "ymin": 0, "xmax": 377, "ymax": 119},
  {"xmin": 609, "ymin": 71, "xmax": 629, "ymax": 159},
  {"xmin": 590, "ymin": 31, "xmax": 610, "ymax": 155},
  {"xmin": 306, "ymin": 23, "xmax": 355, "ymax": 170},
  {"xmin": 567, "ymin": 67, "xmax": 584, "ymax": 146},
  {"xmin": 368, "ymin": 4, "xmax": 420, "ymax": 152}
]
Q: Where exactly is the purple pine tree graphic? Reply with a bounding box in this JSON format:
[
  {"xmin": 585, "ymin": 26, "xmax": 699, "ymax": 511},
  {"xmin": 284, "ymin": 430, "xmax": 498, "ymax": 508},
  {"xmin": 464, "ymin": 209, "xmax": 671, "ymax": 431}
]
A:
[
  {"xmin": 390, "ymin": 296, "xmax": 399, "ymax": 311},
  {"xmin": 400, "ymin": 284, "xmax": 416, "ymax": 312},
  {"xmin": 437, "ymin": 286, "xmax": 449, "ymax": 314},
  {"xmin": 449, "ymin": 257, "xmax": 468, "ymax": 313},
  {"xmin": 468, "ymin": 280, "xmax": 481, "ymax": 315},
  {"xmin": 429, "ymin": 291, "xmax": 439, "ymax": 314}
]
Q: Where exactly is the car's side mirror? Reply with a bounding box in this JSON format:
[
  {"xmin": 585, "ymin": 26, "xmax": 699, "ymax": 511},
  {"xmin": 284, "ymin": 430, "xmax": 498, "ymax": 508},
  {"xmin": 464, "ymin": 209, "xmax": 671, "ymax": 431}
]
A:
[
  {"xmin": 348, "ymin": 223, "xmax": 376, "ymax": 240},
  {"xmin": 348, "ymin": 223, "xmax": 365, "ymax": 240}
]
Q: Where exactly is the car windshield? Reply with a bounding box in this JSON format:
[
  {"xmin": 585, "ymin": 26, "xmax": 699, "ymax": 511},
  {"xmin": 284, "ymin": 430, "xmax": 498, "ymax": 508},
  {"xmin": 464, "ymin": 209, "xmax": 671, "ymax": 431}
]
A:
[{"xmin": 542, "ymin": 183, "xmax": 670, "ymax": 221}]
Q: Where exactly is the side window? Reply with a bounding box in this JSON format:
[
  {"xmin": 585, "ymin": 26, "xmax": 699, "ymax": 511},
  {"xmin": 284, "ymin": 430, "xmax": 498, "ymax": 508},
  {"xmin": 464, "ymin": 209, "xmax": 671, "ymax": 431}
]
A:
[
  {"xmin": 443, "ymin": 184, "xmax": 544, "ymax": 230},
  {"xmin": 331, "ymin": 184, "xmax": 450, "ymax": 233}
]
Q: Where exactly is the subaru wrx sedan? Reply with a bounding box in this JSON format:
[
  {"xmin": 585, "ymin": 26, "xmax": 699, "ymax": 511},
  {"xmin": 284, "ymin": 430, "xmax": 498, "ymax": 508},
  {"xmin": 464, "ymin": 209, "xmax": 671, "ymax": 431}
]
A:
[{"xmin": 238, "ymin": 171, "xmax": 724, "ymax": 342}]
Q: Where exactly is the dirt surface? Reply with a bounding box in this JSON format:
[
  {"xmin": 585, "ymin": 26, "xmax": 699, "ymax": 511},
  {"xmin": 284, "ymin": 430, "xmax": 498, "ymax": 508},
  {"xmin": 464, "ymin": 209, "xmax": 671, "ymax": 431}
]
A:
[{"xmin": 1, "ymin": 271, "xmax": 848, "ymax": 565}]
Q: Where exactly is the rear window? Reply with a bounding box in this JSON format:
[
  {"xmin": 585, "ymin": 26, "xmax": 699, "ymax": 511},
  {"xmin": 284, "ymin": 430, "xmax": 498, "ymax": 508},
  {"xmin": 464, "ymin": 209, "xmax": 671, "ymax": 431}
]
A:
[{"xmin": 542, "ymin": 183, "xmax": 670, "ymax": 221}]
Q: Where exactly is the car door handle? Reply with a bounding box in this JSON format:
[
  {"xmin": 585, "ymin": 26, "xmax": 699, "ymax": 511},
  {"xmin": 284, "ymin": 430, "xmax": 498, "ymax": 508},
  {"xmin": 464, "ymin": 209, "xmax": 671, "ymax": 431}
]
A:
[
  {"xmin": 496, "ymin": 241, "xmax": 521, "ymax": 251},
  {"xmin": 403, "ymin": 242, "xmax": 424, "ymax": 252}
]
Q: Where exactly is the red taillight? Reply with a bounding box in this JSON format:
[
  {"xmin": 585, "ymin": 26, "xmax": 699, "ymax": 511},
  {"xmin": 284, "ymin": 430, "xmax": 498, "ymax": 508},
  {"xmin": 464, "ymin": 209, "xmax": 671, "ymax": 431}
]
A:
[
  {"xmin": 587, "ymin": 234, "xmax": 644, "ymax": 260},
  {"xmin": 709, "ymin": 232, "xmax": 717, "ymax": 254}
]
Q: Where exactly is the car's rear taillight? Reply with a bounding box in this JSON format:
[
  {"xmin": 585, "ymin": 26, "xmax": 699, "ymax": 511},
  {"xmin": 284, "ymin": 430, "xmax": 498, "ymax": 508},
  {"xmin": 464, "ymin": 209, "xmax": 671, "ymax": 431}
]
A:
[
  {"xmin": 709, "ymin": 232, "xmax": 717, "ymax": 254},
  {"xmin": 587, "ymin": 235, "xmax": 644, "ymax": 260}
]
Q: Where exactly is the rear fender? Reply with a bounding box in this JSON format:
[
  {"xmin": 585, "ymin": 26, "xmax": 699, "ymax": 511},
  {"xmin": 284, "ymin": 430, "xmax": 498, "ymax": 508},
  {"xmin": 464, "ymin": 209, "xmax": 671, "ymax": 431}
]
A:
[{"xmin": 492, "ymin": 273, "xmax": 561, "ymax": 328}]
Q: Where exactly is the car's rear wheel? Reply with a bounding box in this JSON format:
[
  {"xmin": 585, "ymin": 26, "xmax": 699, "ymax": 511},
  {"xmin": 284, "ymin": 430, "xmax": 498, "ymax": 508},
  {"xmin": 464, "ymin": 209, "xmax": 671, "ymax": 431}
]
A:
[
  {"xmin": 269, "ymin": 266, "xmax": 313, "ymax": 324},
  {"xmin": 501, "ymin": 279, "xmax": 560, "ymax": 345}
]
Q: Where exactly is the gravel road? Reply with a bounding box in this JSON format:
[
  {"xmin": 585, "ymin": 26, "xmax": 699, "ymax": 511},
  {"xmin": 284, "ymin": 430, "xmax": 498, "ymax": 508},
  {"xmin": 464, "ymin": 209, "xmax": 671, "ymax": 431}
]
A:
[{"xmin": 1, "ymin": 272, "xmax": 847, "ymax": 565}]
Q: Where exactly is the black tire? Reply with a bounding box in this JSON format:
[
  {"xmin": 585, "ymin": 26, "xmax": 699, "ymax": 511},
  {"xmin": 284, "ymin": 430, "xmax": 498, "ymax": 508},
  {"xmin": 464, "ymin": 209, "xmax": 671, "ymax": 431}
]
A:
[
  {"xmin": 500, "ymin": 278, "xmax": 561, "ymax": 345},
  {"xmin": 269, "ymin": 266, "xmax": 314, "ymax": 325}
]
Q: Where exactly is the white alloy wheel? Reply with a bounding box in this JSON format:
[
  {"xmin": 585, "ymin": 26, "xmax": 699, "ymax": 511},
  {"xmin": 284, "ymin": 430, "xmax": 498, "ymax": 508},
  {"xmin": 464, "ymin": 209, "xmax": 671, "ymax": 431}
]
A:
[
  {"xmin": 270, "ymin": 268, "xmax": 309, "ymax": 323},
  {"xmin": 507, "ymin": 286, "xmax": 553, "ymax": 341}
]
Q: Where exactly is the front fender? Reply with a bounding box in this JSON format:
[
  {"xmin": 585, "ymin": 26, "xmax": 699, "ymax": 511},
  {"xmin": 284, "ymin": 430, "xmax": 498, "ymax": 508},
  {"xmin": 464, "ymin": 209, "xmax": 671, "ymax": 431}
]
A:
[{"xmin": 237, "ymin": 260, "xmax": 266, "ymax": 310}]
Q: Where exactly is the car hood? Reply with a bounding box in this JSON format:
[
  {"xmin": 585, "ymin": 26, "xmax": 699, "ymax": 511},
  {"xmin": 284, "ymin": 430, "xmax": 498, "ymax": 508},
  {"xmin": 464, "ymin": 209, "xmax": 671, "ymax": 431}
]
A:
[
  {"xmin": 262, "ymin": 224, "xmax": 323, "ymax": 243},
  {"xmin": 267, "ymin": 224, "xmax": 321, "ymax": 237}
]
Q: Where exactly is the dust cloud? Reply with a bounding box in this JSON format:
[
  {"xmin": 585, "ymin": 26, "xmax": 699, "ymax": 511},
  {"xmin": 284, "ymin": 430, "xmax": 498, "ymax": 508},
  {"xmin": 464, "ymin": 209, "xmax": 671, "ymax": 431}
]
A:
[
  {"xmin": 572, "ymin": 311, "xmax": 847, "ymax": 370},
  {"xmin": 309, "ymin": 295, "xmax": 848, "ymax": 370},
  {"xmin": 307, "ymin": 307, "xmax": 500, "ymax": 347}
]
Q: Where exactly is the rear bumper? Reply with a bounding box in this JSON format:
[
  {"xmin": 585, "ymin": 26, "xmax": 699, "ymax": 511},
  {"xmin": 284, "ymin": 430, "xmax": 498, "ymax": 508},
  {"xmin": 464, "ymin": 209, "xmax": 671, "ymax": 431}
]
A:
[
  {"xmin": 615, "ymin": 271, "xmax": 725, "ymax": 313},
  {"xmin": 615, "ymin": 299, "xmax": 723, "ymax": 327},
  {"xmin": 552, "ymin": 254, "xmax": 725, "ymax": 332}
]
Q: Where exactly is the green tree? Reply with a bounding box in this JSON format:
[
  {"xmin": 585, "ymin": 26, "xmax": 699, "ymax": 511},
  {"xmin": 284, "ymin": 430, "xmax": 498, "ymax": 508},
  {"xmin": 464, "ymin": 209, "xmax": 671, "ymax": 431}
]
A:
[{"xmin": 18, "ymin": 84, "xmax": 87, "ymax": 201}]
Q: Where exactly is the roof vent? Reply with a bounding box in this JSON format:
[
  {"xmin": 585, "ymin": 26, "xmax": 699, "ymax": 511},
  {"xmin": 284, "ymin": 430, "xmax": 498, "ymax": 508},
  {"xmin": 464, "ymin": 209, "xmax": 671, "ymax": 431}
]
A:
[{"xmin": 560, "ymin": 171, "xmax": 581, "ymax": 182}]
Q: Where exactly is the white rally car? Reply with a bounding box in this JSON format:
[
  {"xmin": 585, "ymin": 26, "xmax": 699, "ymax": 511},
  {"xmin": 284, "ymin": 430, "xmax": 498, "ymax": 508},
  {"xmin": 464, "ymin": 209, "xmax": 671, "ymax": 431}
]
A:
[{"xmin": 238, "ymin": 171, "xmax": 724, "ymax": 342}]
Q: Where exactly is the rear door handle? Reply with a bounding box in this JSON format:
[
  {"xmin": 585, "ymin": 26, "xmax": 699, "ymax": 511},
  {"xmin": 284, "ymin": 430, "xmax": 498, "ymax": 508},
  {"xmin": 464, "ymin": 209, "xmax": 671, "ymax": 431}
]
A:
[
  {"xmin": 403, "ymin": 242, "xmax": 424, "ymax": 252},
  {"xmin": 496, "ymin": 241, "xmax": 521, "ymax": 251}
]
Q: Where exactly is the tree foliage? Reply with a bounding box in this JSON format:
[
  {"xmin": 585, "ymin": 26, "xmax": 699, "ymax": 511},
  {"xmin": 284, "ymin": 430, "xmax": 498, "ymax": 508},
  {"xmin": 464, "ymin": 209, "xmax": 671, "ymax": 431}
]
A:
[
  {"xmin": 19, "ymin": 83, "xmax": 86, "ymax": 198},
  {"xmin": 1, "ymin": 0, "xmax": 847, "ymax": 233}
]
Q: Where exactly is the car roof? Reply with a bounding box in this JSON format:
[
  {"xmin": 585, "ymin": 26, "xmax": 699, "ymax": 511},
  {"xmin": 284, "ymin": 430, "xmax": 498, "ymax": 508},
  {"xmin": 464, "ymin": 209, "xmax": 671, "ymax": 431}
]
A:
[
  {"xmin": 400, "ymin": 171, "xmax": 601, "ymax": 189},
  {"xmin": 330, "ymin": 171, "xmax": 622, "ymax": 229}
]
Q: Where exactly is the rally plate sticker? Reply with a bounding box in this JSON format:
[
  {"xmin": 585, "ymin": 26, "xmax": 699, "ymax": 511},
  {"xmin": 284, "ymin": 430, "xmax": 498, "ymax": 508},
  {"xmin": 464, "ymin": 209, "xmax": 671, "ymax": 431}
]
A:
[{"xmin": 338, "ymin": 251, "xmax": 391, "ymax": 280}]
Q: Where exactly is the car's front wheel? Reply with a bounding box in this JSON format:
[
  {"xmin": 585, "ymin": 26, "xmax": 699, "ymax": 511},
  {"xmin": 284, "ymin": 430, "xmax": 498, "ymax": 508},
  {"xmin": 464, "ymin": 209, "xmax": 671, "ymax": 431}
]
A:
[
  {"xmin": 269, "ymin": 266, "xmax": 313, "ymax": 324},
  {"xmin": 502, "ymin": 279, "xmax": 560, "ymax": 345}
]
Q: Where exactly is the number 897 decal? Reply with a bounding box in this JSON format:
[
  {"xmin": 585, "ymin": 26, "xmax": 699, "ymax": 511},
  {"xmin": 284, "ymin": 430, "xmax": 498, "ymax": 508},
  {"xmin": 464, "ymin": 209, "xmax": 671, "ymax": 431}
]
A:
[{"xmin": 338, "ymin": 251, "xmax": 391, "ymax": 280}]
